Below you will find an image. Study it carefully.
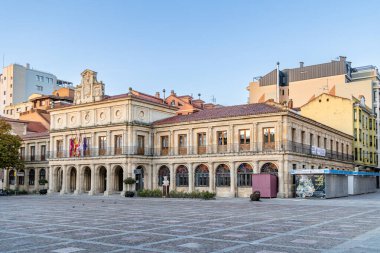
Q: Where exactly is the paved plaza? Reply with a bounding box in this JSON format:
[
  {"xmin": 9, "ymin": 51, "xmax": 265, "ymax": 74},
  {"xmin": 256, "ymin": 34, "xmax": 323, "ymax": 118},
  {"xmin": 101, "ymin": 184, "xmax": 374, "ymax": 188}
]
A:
[{"xmin": 1, "ymin": 193, "xmax": 380, "ymax": 253}]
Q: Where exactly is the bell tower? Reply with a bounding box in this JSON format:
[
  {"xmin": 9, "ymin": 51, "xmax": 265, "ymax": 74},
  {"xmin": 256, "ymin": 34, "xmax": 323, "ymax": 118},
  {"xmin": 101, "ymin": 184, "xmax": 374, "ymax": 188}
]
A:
[{"xmin": 74, "ymin": 69, "xmax": 105, "ymax": 104}]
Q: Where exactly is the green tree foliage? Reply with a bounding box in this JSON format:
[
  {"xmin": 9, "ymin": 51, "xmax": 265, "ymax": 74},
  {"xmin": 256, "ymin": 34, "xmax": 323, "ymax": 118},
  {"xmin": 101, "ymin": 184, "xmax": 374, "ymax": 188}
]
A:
[{"xmin": 0, "ymin": 119, "xmax": 23, "ymax": 170}]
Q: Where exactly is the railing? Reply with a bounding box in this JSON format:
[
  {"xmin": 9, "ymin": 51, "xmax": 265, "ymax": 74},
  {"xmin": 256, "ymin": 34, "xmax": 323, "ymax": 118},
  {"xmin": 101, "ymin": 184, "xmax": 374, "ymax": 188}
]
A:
[
  {"xmin": 20, "ymin": 155, "xmax": 49, "ymax": 162},
  {"xmin": 46, "ymin": 141, "xmax": 354, "ymax": 162}
]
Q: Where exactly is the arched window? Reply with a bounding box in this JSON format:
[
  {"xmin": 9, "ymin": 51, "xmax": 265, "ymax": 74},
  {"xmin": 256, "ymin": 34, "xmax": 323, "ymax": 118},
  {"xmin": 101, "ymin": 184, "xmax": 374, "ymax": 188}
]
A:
[
  {"xmin": 195, "ymin": 164, "xmax": 209, "ymax": 187},
  {"xmin": 176, "ymin": 165, "xmax": 188, "ymax": 186},
  {"xmin": 237, "ymin": 163, "xmax": 253, "ymax": 187},
  {"xmin": 39, "ymin": 169, "xmax": 46, "ymax": 180},
  {"xmin": 18, "ymin": 169, "xmax": 25, "ymax": 185},
  {"xmin": 29, "ymin": 169, "xmax": 35, "ymax": 185},
  {"xmin": 260, "ymin": 163, "xmax": 278, "ymax": 176},
  {"xmin": 9, "ymin": 170, "xmax": 15, "ymax": 185},
  {"xmin": 158, "ymin": 166, "xmax": 170, "ymax": 186},
  {"xmin": 216, "ymin": 164, "xmax": 230, "ymax": 187}
]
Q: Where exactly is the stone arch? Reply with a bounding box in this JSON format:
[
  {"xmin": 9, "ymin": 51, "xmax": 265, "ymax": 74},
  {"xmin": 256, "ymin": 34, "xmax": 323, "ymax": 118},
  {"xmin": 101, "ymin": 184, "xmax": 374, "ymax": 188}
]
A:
[
  {"xmin": 176, "ymin": 165, "xmax": 188, "ymax": 187},
  {"xmin": 237, "ymin": 163, "xmax": 253, "ymax": 187},
  {"xmin": 68, "ymin": 166, "xmax": 77, "ymax": 193},
  {"xmin": 97, "ymin": 165, "xmax": 107, "ymax": 193},
  {"xmin": 260, "ymin": 162, "xmax": 278, "ymax": 176},
  {"xmin": 158, "ymin": 165, "xmax": 170, "ymax": 186},
  {"xmin": 195, "ymin": 164, "xmax": 209, "ymax": 187},
  {"xmin": 82, "ymin": 166, "xmax": 91, "ymax": 192},
  {"xmin": 53, "ymin": 167, "xmax": 63, "ymax": 192},
  {"xmin": 135, "ymin": 165, "xmax": 145, "ymax": 191},
  {"xmin": 216, "ymin": 164, "xmax": 230, "ymax": 187},
  {"xmin": 113, "ymin": 165, "xmax": 124, "ymax": 192}
]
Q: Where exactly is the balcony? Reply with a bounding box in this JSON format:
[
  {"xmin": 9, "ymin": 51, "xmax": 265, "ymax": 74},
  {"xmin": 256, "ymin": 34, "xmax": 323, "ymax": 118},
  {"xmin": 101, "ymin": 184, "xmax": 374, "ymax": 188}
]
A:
[
  {"xmin": 161, "ymin": 147, "xmax": 169, "ymax": 156},
  {"xmin": 239, "ymin": 144, "xmax": 250, "ymax": 152},
  {"xmin": 137, "ymin": 147, "xmax": 145, "ymax": 155},
  {"xmin": 178, "ymin": 147, "xmax": 187, "ymax": 155},
  {"xmin": 197, "ymin": 146, "xmax": 206, "ymax": 155},
  {"xmin": 114, "ymin": 147, "xmax": 122, "ymax": 155},
  {"xmin": 46, "ymin": 142, "xmax": 353, "ymax": 163},
  {"xmin": 98, "ymin": 149, "xmax": 107, "ymax": 156},
  {"xmin": 217, "ymin": 145, "xmax": 227, "ymax": 153},
  {"xmin": 18, "ymin": 155, "xmax": 49, "ymax": 163}
]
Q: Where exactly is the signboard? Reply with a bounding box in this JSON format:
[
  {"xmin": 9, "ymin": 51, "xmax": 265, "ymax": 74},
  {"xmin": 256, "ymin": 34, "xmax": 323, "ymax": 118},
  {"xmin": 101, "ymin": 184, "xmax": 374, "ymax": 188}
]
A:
[
  {"xmin": 311, "ymin": 146, "xmax": 326, "ymax": 157},
  {"xmin": 16, "ymin": 172, "xmax": 24, "ymax": 177},
  {"xmin": 296, "ymin": 174, "xmax": 325, "ymax": 198},
  {"xmin": 291, "ymin": 169, "xmax": 325, "ymax": 174}
]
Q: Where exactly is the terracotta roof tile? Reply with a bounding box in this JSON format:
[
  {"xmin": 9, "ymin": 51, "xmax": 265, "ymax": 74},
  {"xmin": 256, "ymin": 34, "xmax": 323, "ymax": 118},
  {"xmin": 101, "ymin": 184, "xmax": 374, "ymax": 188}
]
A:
[
  {"xmin": 22, "ymin": 131, "xmax": 49, "ymax": 140},
  {"xmin": 26, "ymin": 121, "xmax": 48, "ymax": 133},
  {"xmin": 153, "ymin": 103, "xmax": 285, "ymax": 125}
]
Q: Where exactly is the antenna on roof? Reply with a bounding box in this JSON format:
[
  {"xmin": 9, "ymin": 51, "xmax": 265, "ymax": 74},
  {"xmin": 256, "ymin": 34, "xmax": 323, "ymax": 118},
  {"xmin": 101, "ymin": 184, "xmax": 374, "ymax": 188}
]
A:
[{"xmin": 211, "ymin": 95, "xmax": 216, "ymax": 103}]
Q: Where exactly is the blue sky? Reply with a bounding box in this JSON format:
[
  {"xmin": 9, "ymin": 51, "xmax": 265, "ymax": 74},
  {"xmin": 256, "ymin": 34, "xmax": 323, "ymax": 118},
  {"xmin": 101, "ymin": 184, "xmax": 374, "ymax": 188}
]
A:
[{"xmin": 1, "ymin": 0, "xmax": 379, "ymax": 105}]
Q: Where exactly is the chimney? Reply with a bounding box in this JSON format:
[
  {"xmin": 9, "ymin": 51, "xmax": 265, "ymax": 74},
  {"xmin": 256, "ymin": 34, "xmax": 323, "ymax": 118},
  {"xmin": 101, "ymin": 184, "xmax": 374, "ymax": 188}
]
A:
[
  {"xmin": 26, "ymin": 63, "xmax": 30, "ymax": 69},
  {"xmin": 339, "ymin": 56, "xmax": 346, "ymax": 62},
  {"xmin": 170, "ymin": 90, "xmax": 176, "ymax": 96},
  {"xmin": 288, "ymin": 99, "xmax": 294, "ymax": 109},
  {"xmin": 155, "ymin": 92, "xmax": 160, "ymax": 98},
  {"xmin": 299, "ymin": 62, "xmax": 304, "ymax": 68}
]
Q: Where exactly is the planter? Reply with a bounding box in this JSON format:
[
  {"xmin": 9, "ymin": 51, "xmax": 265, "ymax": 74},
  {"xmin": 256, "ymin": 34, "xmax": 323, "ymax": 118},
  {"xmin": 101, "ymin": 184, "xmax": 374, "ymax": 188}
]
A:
[
  {"xmin": 125, "ymin": 191, "xmax": 135, "ymax": 198},
  {"xmin": 39, "ymin": 189, "xmax": 48, "ymax": 195},
  {"xmin": 250, "ymin": 191, "xmax": 261, "ymax": 201}
]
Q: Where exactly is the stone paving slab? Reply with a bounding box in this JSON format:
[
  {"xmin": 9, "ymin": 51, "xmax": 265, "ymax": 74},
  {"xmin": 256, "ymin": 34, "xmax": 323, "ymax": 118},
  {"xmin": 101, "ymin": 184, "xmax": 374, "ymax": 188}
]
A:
[
  {"xmin": 90, "ymin": 232, "xmax": 176, "ymax": 247},
  {"xmin": 1, "ymin": 193, "xmax": 380, "ymax": 253},
  {"xmin": 145, "ymin": 237, "xmax": 240, "ymax": 253}
]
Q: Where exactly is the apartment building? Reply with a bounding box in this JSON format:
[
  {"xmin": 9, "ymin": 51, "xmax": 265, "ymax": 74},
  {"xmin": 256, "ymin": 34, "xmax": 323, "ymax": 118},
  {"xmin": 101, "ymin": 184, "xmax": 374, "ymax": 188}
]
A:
[
  {"xmin": 247, "ymin": 57, "xmax": 380, "ymax": 168},
  {"xmin": 0, "ymin": 63, "xmax": 73, "ymax": 116},
  {"xmin": 300, "ymin": 94, "xmax": 377, "ymax": 170}
]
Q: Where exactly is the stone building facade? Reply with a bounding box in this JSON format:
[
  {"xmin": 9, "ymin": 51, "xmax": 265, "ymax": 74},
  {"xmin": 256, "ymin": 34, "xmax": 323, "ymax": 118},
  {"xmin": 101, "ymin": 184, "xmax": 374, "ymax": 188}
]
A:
[
  {"xmin": 1, "ymin": 69, "xmax": 354, "ymax": 198},
  {"xmin": 44, "ymin": 70, "xmax": 353, "ymax": 198},
  {"xmin": 3, "ymin": 132, "xmax": 49, "ymax": 192}
]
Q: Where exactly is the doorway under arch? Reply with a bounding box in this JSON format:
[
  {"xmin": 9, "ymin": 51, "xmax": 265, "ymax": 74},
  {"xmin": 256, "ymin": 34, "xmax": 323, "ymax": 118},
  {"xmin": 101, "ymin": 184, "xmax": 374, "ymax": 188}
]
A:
[
  {"xmin": 83, "ymin": 167, "xmax": 91, "ymax": 192},
  {"xmin": 55, "ymin": 167, "xmax": 63, "ymax": 192},
  {"xmin": 135, "ymin": 166, "xmax": 145, "ymax": 191},
  {"xmin": 98, "ymin": 166, "xmax": 107, "ymax": 193},
  {"xmin": 114, "ymin": 166, "xmax": 124, "ymax": 192},
  {"xmin": 69, "ymin": 167, "xmax": 77, "ymax": 193}
]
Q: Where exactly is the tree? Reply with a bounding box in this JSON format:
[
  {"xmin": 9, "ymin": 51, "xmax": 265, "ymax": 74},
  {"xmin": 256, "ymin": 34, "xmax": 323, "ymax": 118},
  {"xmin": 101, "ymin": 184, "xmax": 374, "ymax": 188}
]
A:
[{"xmin": 0, "ymin": 119, "xmax": 24, "ymax": 171}]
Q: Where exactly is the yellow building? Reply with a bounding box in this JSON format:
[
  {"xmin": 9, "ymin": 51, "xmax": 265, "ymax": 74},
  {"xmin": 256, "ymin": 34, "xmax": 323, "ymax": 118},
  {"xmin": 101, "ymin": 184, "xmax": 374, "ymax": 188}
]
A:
[{"xmin": 300, "ymin": 93, "xmax": 377, "ymax": 170}]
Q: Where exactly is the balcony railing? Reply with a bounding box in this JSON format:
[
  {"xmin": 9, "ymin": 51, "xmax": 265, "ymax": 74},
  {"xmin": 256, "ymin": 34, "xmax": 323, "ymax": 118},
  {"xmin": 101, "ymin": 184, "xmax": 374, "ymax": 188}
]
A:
[
  {"xmin": 46, "ymin": 141, "xmax": 354, "ymax": 162},
  {"xmin": 19, "ymin": 155, "xmax": 49, "ymax": 162}
]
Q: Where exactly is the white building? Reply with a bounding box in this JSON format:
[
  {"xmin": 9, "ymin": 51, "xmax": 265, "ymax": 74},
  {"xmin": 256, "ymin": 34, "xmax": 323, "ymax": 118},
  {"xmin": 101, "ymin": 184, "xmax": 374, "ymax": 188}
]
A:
[{"xmin": 0, "ymin": 63, "xmax": 72, "ymax": 116}]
